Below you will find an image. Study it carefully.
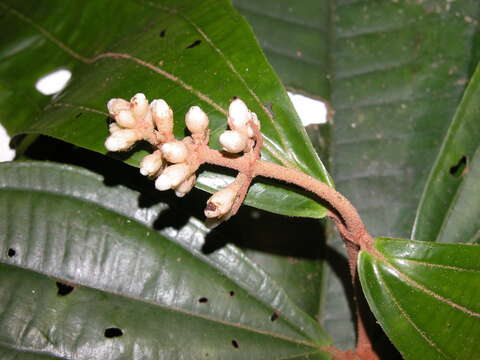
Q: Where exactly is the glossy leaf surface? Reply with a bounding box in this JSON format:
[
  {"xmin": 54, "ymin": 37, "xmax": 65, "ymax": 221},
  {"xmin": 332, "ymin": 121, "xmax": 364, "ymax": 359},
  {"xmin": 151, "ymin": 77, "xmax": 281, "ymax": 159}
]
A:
[
  {"xmin": 232, "ymin": 0, "xmax": 331, "ymax": 99},
  {"xmin": 0, "ymin": 0, "xmax": 332, "ymax": 218},
  {"xmin": 0, "ymin": 161, "xmax": 330, "ymax": 359},
  {"xmin": 413, "ymin": 62, "xmax": 480, "ymax": 244},
  {"xmin": 359, "ymin": 238, "xmax": 480, "ymax": 360}
]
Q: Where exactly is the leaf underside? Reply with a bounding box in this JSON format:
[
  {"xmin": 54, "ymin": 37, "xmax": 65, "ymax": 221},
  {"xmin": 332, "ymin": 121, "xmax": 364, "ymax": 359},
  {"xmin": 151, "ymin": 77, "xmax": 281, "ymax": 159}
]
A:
[
  {"xmin": 0, "ymin": 0, "xmax": 332, "ymax": 219},
  {"xmin": 413, "ymin": 62, "xmax": 480, "ymax": 244},
  {"xmin": 332, "ymin": 0, "xmax": 480, "ymax": 239},
  {"xmin": 0, "ymin": 161, "xmax": 330, "ymax": 359},
  {"xmin": 359, "ymin": 238, "xmax": 480, "ymax": 360}
]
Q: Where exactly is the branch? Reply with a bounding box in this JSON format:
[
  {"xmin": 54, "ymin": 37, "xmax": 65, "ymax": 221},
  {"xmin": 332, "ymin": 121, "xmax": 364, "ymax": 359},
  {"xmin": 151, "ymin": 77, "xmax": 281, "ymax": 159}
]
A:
[{"xmin": 104, "ymin": 94, "xmax": 378, "ymax": 359}]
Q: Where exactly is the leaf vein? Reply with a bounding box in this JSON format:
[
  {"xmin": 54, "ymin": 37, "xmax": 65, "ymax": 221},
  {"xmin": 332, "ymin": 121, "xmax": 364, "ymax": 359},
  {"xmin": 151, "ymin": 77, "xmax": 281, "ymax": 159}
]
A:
[
  {"xmin": 0, "ymin": 262, "xmax": 318, "ymax": 348},
  {"xmin": 1, "ymin": 1, "xmax": 297, "ymax": 169},
  {"xmin": 138, "ymin": 0, "xmax": 296, "ymax": 167},
  {"xmin": 386, "ymin": 262, "xmax": 480, "ymax": 318},
  {"xmin": 377, "ymin": 267, "xmax": 448, "ymax": 358}
]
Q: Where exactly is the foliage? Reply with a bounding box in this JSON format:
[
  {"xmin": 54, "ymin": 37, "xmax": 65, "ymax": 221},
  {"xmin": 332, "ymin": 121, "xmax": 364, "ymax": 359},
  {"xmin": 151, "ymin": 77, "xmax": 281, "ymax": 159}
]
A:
[{"xmin": 1, "ymin": 0, "xmax": 479, "ymax": 359}]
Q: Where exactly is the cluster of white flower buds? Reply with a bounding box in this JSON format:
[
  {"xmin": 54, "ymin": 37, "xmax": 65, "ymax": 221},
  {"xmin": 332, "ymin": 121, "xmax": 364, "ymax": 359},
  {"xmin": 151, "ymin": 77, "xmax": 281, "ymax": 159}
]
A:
[
  {"xmin": 105, "ymin": 94, "xmax": 261, "ymax": 223},
  {"xmin": 219, "ymin": 98, "xmax": 260, "ymax": 154}
]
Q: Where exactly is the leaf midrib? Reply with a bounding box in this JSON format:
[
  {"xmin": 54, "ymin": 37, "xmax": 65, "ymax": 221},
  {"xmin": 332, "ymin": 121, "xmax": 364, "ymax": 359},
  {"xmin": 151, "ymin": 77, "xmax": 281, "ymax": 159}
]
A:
[
  {"xmin": 1, "ymin": 0, "xmax": 302, "ymax": 170},
  {"xmin": 0, "ymin": 261, "xmax": 319, "ymax": 349}
]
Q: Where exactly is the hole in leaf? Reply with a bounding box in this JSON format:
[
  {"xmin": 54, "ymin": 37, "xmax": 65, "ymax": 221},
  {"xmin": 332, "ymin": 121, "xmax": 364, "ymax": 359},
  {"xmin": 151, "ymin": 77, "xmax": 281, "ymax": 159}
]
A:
[
  {"xmin": 160, "ymin": 29, "xmax": 166, "ymax": 37},
  {"xmin": 35, "ymin": 69, "xmax": 71, "ymax": 95},
  {"xmin": 56, "ymin": 281, "xmax": 74, "ymax": 296},
  {"xmin": 75, "ymin": 112, "xmax": 83, "ymax": 118},
  {"xmin": 229, "ymin": 291, "xmax": 235, "ymax": 296},
  {"xmin": 270, "ymin": 312, "xmax": 280, "ymax": 322},
  {"xmin": 231, "ymin": 340, "xmax": 239, "ymax": 348},
  {"xmin": 104, "ymin": 327, "xmax": 123, "ymax": 338},
  {"xmin": 198, "ymin": 297, "xmax": 208, "ymax": 303},
  {"xmin": 450, "ymin": 155, "xmax": 468, "ymax": 177},
  {"xmin": 186, "ymin": 39, "xmax": 201, "ymax": 49},
  {"xmin": 7, "ymin": 248, "xmax": 16, "ymax": 257}
]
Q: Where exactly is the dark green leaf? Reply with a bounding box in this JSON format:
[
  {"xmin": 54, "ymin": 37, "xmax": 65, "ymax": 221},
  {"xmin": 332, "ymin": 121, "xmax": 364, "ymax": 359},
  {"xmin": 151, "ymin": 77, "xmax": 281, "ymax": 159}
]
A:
[
  {"xmin": 232, "ymin": 0, "xmax": 331, "ymax": 99},
  {"xmin": 331, "ymin": 0, "xmax": 480, "ymax": 238},
  {"xmin": 413, "ymin": 62, "xmax": 480, "ymax": 244},
  {"xmin": 359, "ymin": 237, "xmax": 480, "ymax": 360},
  {"xmin": 0, "ymin": 0, "xmax": 332, "ymax": 218},
  {"xmin": 0, "ymin": 161, "xmax": 330, "ymax": 359}
]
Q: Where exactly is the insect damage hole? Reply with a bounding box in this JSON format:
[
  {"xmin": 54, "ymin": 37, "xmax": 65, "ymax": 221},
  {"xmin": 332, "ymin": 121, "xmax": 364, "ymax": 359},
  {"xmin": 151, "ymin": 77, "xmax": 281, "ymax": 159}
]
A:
[
  {"xmin": 450, "ymin": 155, "xmax": 468, "ymax": 177},
  {"xmin": 231, "ymin": 340, "xmax": 239, "ymax": 349},
  {"xmin": 270, "ymin": 312, "xmax": 280, "ymax": 322},
  {"xmin": 104, "ymin": 327, "xmax": 123, "ymax": 338},
  {"xmin": 186, "ymin": 39, "xmax": 202, "ymax": 49},
  {"xmin": 229, "ymin": 291, "xmax": 235, "ymax": 296},
  {"xmin": 7, "ymin": 248, "xmax": 16, "ymax": 257},
  {"xmin": 160, "ymin": 29, "xmax": 166, "ymax": 37},
  {"xmin": 56, "ymin": 281, "xmax": 74, "ymax": 296},
  {"xmin": 198, "ymin": 297, "xmax": 208, "ymax": 303}
]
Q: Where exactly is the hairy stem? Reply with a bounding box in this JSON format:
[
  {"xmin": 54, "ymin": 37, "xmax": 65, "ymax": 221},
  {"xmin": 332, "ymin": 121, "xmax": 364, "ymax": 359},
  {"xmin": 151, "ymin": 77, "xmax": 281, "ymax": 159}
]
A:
[
  {"xmin": 199, "ymin": 146, "xmax": 373, "ymax": 250},
  {"xmin": 198, "ymin": 145, "xmax": 379, "ymax": 359}
]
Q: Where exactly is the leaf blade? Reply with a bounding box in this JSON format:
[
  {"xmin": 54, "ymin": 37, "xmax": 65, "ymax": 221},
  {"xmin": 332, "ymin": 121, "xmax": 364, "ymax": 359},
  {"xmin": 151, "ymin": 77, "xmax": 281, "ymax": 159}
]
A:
[
  {"xmin": 0, "ymin": 0, "xmax": 332, "ymax": 218},
  {"xmin": 359, "ymin": 238, "xmax": 480, "ymax": 360},
  {"xmin": 232, "ymin": 0, "xmax": 331, "ymax": 99},
  {"xmin": 0, "ymin": 161, "xmax": 330, "ymax": 358},
  {"xmin": 413, "ymin": 62, "xmax": 480, "ymax": 243}
]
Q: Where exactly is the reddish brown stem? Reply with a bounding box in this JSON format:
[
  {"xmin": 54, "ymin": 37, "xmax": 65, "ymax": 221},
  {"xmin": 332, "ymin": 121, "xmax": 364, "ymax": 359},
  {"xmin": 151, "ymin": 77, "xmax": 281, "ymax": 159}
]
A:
[
  {"xmin": 198, "ymin": 146, "xmax": 373, "ymax": 250},
  {"xmin": 197, "ymin": 145, "xmax": 379, "ymax": 359}
]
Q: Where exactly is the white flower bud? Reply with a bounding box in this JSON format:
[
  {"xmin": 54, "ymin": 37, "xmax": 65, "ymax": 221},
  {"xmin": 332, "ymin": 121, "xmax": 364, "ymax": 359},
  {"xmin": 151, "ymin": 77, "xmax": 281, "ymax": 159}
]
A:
[
  {"xmin": 116, "ymin": 110, "xmax": 136, "ymax": 128},
  {"xmin": 228, "ymin": 98, "xmax": 251, "ymax": 132},
  {"xmin": 104, "ymin": 129, "xmax": 141, "ymax": 152},
  {"xmin": 185, "ymin": 106, "xmax": 209, "ymax": 134},
  {"xmin": 175, "ymin": 174, "xmax": 196, "ymax": 197},
  {"xmin": 161, "ymin": 141, "xmax": 189, "ymax": 163},
  {"xmin": 151, "ymin": 99, "xmax": 173, "ymax": 136},
  {"xmin": 154, "ymin": 163, "xmax": 191, "ymax": 191},
  {"xmin": 130, "ymin": 93, "xmax": 149, "ymax": 120},
  {"xmin": 107, "ymin": 98, "xmax": 130, "ymax": 116},
  {"xmin": 109, "ymin": 122, "xmax": 122, "ymax": 134},
  {"xmin": 140, "ymin": 150, "xmax": 163, "ymax": 176},
  {"xmin": 204, "ymin": 186, "xmax": 237, "ymax": 218},
  {"xmin": 219, "ymin": 130, "xmax": 248, "ymax": 153}
]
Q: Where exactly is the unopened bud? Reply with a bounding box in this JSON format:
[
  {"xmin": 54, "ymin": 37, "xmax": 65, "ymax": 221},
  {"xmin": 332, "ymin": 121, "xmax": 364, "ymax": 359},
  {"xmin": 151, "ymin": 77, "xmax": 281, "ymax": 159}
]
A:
[
  {"xmin": 175, "ymin": 174, "xmax": 196, "ymax": 197},
  {"xmin": 219, "ymin": 130, "xmax": 248, "ymax": 153},
  {"xmin": 151, "ymin": 99, "xmax": 173, "ymax": 137},
  {"xmin": 107, "ymin": 98, "xmax": 130, "ymax": 116},
  {"xmin": 116, "ymin": 110, "xmax": 136, "ymax": 128},
  {"xmin": 109, "ymin": 122, "xmax": 122, "ymax": 134},
  {"xmin": 185, "ymin": 106, "xmax": 209, "ymax": 134},
  {"xmin": 204, "ymin": 186, "xmax": 237, "ymax": 218},
  {"xmin": 154, "ymin": 163, "xmax": 191, "ymax": 191},
  {"xmin": 104, "ymin": 129, "xmax": 141, "ymax": 151},
  {"xmin": 228, "ymin": 98, "xmax": 250, "ymax": 132},
  {"xmin": 140, "ymin": 150, "xmax": 163, "ymax": 176},
  {"xmin": 130, "ymin": 93, "xmax": 149, "ymax": 120},
  {"xmin": 161, "ymin": 141, "xmax": 189, "ymax": 163}
]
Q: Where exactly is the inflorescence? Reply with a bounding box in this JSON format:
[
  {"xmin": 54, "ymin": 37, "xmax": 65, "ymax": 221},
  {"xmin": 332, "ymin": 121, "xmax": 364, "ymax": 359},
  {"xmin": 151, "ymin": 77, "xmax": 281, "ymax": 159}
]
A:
[{"xmin": 105, "ymin": 93, "xmax": 261, "ymax": 225}]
